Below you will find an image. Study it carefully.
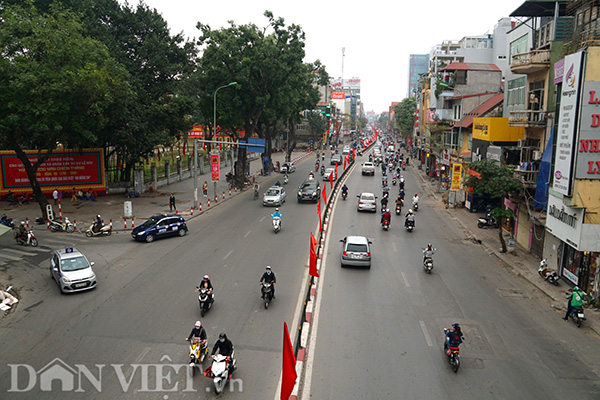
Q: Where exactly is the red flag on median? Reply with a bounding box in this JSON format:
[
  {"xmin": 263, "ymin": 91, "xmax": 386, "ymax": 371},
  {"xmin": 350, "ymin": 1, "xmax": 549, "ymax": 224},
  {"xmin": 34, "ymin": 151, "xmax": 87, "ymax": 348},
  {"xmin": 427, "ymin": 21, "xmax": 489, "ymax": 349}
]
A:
[
  {"xmin": 317, "ymin": 198, "xmax": 322, "ymax": 232},
  {"xmin": 343, "ymin": 157, "xmax": 347, "ymax": 170},
  {"xmin": 281, "ymin": 322, "xmax": 297, "ymax": 400},
  {"xmin": 329, "ymin": 168, "xmax": 333, "ymax": 189},
  {"xmin": 322, "ymin": 183, "xmax": 327, "ymax": 203},
  {"xmin": 309, "ymin": 233, "xmax": 319, "ymax": 277}
]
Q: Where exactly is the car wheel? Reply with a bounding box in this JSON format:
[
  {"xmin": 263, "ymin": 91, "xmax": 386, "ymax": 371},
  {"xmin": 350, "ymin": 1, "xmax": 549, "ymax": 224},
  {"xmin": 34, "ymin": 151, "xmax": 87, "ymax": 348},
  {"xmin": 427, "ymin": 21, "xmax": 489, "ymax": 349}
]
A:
[
  {"xmin": 145, "ymin": 234, "xmax": 155, "ymax": 243},
  {"xmin": 178, "ymin": 228, "xmax": 187, "ymax": 237}
]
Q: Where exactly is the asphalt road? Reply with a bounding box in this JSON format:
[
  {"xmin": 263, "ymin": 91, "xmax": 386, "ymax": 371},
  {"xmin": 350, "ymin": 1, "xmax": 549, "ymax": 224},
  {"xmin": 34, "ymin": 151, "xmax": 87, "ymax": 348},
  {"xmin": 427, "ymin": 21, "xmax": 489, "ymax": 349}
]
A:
[
  {"xmin": 0, "ymin": 155, "xmax": 322, "ymax": 399},
  {"xmin": 304, "ymin": 151, "xmax": 600, "ymax": 399}
]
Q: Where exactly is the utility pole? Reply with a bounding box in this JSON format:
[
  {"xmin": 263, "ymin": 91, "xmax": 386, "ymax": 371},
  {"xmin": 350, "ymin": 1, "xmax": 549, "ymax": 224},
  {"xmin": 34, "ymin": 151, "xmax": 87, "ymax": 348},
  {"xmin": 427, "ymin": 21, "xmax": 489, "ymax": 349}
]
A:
[{"xmin": 341, "ymin": 47, "xmax": 345, "ymax": 79}]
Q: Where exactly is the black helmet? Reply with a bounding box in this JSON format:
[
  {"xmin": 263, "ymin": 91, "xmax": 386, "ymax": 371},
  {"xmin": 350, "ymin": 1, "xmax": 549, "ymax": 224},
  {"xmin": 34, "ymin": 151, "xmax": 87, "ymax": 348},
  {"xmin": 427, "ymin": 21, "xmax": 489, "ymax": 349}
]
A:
[{"xmin": 219, "ymin": 332, "xmax": 227, "ymax": 339}]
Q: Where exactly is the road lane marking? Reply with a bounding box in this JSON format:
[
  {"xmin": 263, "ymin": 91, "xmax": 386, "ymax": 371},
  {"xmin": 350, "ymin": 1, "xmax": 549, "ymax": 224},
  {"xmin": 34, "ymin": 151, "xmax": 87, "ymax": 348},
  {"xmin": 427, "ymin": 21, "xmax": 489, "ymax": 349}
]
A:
[
  {"xmin": 401, "ymin": 271, "xmax": 410, "ymax": 287},
  {"xmin": 392, "ymin": 241, "xmax": 397, "ymax": 252},
  {"xmin": 134, "ymin": 346, "xmax": 152, "ymax": 363},
  {"xmin": 223, "ymin": 250, "xmax": 233, "ymax": 260},
  {"xmin": 244, "ymin": 230, "xmax": 251, "ymax": 238},
  {"xmin": 420, "ymin": 320, "xmax": 433, "ymax": 347},
  {"xmin": 260, "ymin": 216, "xmax": 266, "ymax": 222}
]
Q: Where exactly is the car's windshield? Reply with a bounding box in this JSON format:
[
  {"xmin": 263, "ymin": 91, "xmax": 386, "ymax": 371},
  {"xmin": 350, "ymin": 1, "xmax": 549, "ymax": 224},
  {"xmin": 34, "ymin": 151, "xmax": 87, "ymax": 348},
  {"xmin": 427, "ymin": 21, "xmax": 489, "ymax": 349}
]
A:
[
  {"xmin": 61, "ymin": 256, "xmax": 89, "ymax": 272},
  {"xmin": 300, "ymin": 183, "xmax": 316, "ymax": 190},
  {"xmin": 361, "ymin": 194, "xmax": 375, "ymax": 201},
  {"xmin": 347, "ymin": 244, "xmax": 368, "ymax": 253},
  {"xmin": 140, "ymin": 217, "xmax": 161, "ymax": 228},
  {"xmin": 266, "ymin": 189, "xmax": 280, "ymax": 196}
]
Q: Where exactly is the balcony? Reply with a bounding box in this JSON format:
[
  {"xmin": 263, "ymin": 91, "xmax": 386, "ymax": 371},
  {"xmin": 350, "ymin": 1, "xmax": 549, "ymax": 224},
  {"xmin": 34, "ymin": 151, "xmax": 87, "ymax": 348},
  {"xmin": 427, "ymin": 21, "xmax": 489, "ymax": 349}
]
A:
[
  {"xmin": 509, "ymin": 110, "xmax": 547, "ymax": 128},
  {"xmin": 514, "ymin": 168, "xmax": 539, "ymax": 189},
  {"xmin": 510, "ymin": 49, "xmax": 551, "ymax": 74}
]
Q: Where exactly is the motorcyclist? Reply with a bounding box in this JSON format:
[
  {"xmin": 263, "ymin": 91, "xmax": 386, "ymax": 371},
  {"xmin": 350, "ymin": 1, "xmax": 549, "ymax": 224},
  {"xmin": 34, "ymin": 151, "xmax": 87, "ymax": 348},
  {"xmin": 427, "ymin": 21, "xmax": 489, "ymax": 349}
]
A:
[
  {"xmin": 399, "ymin": 176, "xmax": 405, "ymax": 190},
  {"xmin": 272, "ymin": 208, "xmax": 282, "ymax": 219},
  {"xmin": 405, "ymin": 209, "xmax": 415, "ymax": 227},
  {"xmin": 320, "ymin": 165, "xmax": 325, "ymax": 175},
  {"xmin": 308, "ymin": 172, "xmax": 315, "ymax": 180},
  {"xmin": 444, "ymin": 323, "xmax": 464, "ymax": 353},
  {"xmin": 260, "ymin": 266, "xmax": 276, "ymax": 299},
  {"xmin": 283, "ymin": 173, "xmax": 289, "ymax": 183},
  {"xmin": 341, "ymin": 184, "xmax": 348, "ymax": 199},
  {"xmin": 381, "ymin": 195, "xmax": 389, "ymax": 210},
  {"xmin": 382, "ymin": 176, "xmax": 388, "ymax": 187},
  {"xmin": 275, "ymin": 180, "xmax": 281, "ymax": 187},
  {"xmin": 211, "ymin": 333, "xmax": 236, "ymax": 376},
  {"xmin": 423, "ymin": 243, "xmax": 436, "ymax": 263},
  {"xmin": 197, "ymin": 274, "xmax": 214, "ymax": 298},
  {"xmin": 395, "ymin": 195, "xmax": 404, "ymax": 210},
  {"xmin": 399, "ymin": 187, "xmax": 405, "ymax": 200},
  {"xmin": 17, "ymin": 221, "xmax": 27, "ymax": 240},
  {"xmin": 381, "ymin": 208, "xmax": 391, "ymax": 225},
  {"xmin": 563, "ymin": 286, "xmax": 586, "ymax": 320},
  {"xmin": 185, "ymin": 320, "xmax": 207, "ymax": 347},
  {"xmin": 93, "ymin": 215, "xmax": 102, "ymax": 233},
  {"xmin": 413, "ymin": 193, "xmax": 419, "ymax": 208}
]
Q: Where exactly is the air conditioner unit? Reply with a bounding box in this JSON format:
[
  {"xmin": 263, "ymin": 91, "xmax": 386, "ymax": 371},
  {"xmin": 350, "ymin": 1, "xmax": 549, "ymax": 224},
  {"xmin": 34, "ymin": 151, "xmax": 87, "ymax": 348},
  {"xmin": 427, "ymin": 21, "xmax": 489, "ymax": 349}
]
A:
[
  {"xmin": 518, "ymin": 139, "xmax": 525, "ymax": 147},
  {"xmin": 532, "ymin": 150, "xmax": 542, "ymax": 160}
]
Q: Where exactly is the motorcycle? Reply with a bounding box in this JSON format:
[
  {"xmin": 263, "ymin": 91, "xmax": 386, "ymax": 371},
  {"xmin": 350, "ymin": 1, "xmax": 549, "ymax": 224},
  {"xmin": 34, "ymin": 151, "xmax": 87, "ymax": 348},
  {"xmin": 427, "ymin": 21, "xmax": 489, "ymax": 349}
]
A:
[
  {"xmin": 283, "ymin": 175, "xmax": 289, "ymax": 185},
  {"xmin": 405, "ymin": 219, "xmax": 414, "ymax": 232},
  {"xmin": 204, "ymin": 353, "xmax": 236, "ymax": 394},
  {"xmin": 261, "ymin": 282, "xmax": 274, "ymax": 309},
  {"xmin": 342, "ymin": 191, "xmax": 348, "ymax": 200},
  {"xmin": 413, "ymin": 201, "xmax": 419, "ymax": 212},
  {"xmin": 1, "ymin": 214, "xmax": 15, "ymax": 228},
  {"xmin": 395, "ymin": 204, "xmax": 402, "ymax": 215},
  {"xmin": 85, "ymin": 221, "xmax": 112, "ymax": 237},
  {"xmin": 272, "ymin": 217, "xmax": 281, "ymax": 234},
  {"xmin": 188, "ymin": 337, "xmax": 208, "ymax": 375},
  {"xmin": 477, "ymin": 212, "xmax": 498, "ymax": 229},
  {"xmin": 423, "ymin": 257, "xmax": 434, "ymax": 274},
  {"xmin": 537, "ymin": 259, "xmax": 559, "ymax": 286},
  {"xmin": 382, "ymin": 219, "xmax": 390, "ymax": 231},
  {"xmin": 49, "ymin": 217, "xmax": 75, "ymax": 233},
  {"xmin": 197, "ymin": 287, "xmax": 214, "ymax": 317},
  {"xmin": 320, "ymin": 166, "xmax": 325, "ymax": 176},
  {"xmin": 253, "ymin": 189, "xmax": 259, "ymax": 200},
  {"xmin": 15, "ymin": 229, "xmax": 38, "ymax": 247},
  {"xmin": 443, "ymin": 330, "xmax": 461, "ymax": 373},
  {"xmin": 392, "ymin": 177, "xmax": 397, "ymax": 186},
  {"xmin": 567, "ymin": 305, "xmax": 586, "ymax": 328}
]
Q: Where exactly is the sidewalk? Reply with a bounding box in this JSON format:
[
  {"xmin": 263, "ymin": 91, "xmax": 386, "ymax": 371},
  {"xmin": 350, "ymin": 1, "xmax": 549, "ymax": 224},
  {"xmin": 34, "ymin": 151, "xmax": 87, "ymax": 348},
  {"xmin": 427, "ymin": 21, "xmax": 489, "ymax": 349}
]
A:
[
  {"xmin": 414, "ymin": 166, "xmax": 600, "ymax": 336},
  {"xmin": 0, "ymin": 150, "xmax": 315, "ymax": 231}
]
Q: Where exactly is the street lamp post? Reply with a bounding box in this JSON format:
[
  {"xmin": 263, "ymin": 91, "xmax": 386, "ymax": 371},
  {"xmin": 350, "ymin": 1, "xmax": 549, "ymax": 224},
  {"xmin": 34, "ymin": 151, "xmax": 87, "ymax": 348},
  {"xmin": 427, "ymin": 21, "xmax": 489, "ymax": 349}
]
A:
[{"xmin": 211, "ymin": 82, "xmax": 237, "ymax": 199}]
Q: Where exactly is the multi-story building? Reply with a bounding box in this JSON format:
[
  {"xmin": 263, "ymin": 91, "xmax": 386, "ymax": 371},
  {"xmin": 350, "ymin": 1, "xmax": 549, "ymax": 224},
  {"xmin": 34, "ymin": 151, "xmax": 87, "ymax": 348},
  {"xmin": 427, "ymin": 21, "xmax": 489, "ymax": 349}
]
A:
[{"xmin": 408, "ymin": 54, "xmax": 429, "ymax": 98}]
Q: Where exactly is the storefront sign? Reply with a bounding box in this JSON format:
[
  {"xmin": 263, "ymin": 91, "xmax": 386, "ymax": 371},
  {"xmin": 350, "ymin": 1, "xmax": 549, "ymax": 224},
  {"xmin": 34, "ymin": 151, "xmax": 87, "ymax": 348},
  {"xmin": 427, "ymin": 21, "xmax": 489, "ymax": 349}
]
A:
[
  {"xmin": 554, "ymin": 59, "xmax": 564, "ymax": 84},
  {"xmin": 545, "ymin": 195, "xmax": 584, "ymax": 249},
  {"xmin": 0, "ymin": 149, "xmax": 106, "ymax": 195},
  {"xmin": 331, "ymin": 91, "xmax": 345, "ymax": 100},
  {"xmin": 210, "ymin": 154, "xmax": 220, "ymax": 182},
  {"xmin": 450, "ymin": 164, "xmax": 462, "ymax": 191},
  {"xmin": 553, "ymin": 51, "xmax": 585, "ymax": 196},
  {"xmin": 575, "ymin": 81, "xmax": 600, "ymax": 178}
]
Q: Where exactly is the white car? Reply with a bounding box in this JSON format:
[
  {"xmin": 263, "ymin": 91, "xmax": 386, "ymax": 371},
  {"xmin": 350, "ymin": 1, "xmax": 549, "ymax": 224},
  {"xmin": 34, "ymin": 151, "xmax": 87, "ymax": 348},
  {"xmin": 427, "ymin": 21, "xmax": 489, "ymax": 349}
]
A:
[
  {"xmin": 323, "ymin": 168, "xmax": 337, "ymax": 181},
  {"xmin": 357, "ymin": 192, "xmax": 377, "ymax": 212},
  {"xmin": 361, "ymin": 162, "xmax": 375, "ymax": 176},
  {"xmin": 263, "ymin": 186, "xmax": 286, "ymax": 206},
  {"xmin": 281, "ymin": 162, "xmax": 296, "ymax": 173},
  {"xmin": 50, "ymin": 247, "xmax": 97, "ymax": 294}
]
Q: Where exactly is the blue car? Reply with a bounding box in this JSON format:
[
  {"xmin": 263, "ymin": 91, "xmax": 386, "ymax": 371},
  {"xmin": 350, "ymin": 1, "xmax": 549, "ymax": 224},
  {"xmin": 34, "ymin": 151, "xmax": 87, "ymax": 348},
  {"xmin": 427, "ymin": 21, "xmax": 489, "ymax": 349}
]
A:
[{"xmin": 131, "ymin": 214, "xmax": 188, "ymax": 243}]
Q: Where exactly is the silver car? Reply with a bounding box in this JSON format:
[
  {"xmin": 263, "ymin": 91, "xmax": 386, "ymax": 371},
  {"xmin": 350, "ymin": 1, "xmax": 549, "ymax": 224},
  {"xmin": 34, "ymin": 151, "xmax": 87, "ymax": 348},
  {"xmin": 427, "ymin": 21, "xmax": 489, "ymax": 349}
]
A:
[
  {"xmin": 323, "ymin": 168, "xmax": 337, "ymax": 181},
  {"xmin": 281, "ymin": 162, "xmax": 296, "ymax": 173},
  {"xmin": 340, "ymin": 236, "xmax": 372, "ymax": 268},
  {"xmin": 50, "ymin": 247, "xmax": 97, "ymax": 294},
  {"xmin": 357, "ymin": 192, "xmax": 377, "ymax": 212},
  {"xmin": 263, "ymin": 186, "xmax": 286, "ymax": 206},
  {"xmin": 361, "ymin": 162, "xmax": 375, "ymax": 176}
]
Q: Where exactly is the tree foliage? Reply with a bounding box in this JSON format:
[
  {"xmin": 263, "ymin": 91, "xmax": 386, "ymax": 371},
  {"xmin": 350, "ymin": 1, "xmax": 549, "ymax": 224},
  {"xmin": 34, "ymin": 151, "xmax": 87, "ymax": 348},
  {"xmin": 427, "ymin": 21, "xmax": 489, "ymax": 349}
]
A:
[{"xmin": 393, "ymin": 97, "xmax": 417, "ymax": 139}]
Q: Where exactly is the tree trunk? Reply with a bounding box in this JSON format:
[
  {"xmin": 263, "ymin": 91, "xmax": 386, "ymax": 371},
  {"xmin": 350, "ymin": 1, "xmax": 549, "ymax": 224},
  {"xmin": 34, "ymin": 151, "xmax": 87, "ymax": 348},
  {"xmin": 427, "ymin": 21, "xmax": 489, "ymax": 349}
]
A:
[
  {"xmin": 14, "ymin": 151, "xmax": 50, "ymax": 219},
  {"xmin": 287, "ymin": 118, "xmax": 296, "ymax": 162},
  {"xmin": 498, "ymin": 223, "xmax": 507, "ymax": 253},
  {"xmin": 234, "ymin": 145, "xmax": 247, "ymax": 189}
]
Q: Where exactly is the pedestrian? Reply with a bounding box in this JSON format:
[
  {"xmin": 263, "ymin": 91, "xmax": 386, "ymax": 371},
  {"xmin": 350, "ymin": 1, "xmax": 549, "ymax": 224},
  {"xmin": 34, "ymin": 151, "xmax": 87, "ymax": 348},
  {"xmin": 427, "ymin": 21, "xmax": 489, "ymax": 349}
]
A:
[
  {"xmin": 169, "ymin": 193, "xmax": 176, "ymax": 211},
  {"xmin": 71, "ymin": 187, "xmax": 77, "ymax": 203},
  {"xmin": 52, "ymin": 189, "xmax": 58, "ymax": 205},
  {"xmin": 202, "ymin": 181, "xmax": 208, "ymax": 197}
]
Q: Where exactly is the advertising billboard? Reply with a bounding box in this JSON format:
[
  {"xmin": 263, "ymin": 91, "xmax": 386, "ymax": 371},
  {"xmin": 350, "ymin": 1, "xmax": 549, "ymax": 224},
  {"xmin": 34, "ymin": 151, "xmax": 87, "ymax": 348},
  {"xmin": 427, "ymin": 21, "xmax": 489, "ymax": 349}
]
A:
[
  {"xmin": 0, "ymin": 149, "xmax": 106, "ymax": 195},
  {"xmin": 575, "ymin": 81, "xmax": 600, "ymax": 179},
  {"xmin": 553, "ymin": 51, "xmax": 585, "ymax": 196}
]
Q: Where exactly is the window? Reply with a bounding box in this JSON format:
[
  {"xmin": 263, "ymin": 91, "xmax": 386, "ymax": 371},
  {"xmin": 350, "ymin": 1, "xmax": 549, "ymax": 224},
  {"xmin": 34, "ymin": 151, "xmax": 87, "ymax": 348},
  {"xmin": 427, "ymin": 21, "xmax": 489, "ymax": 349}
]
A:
[
  {"xmin": 509, "ymin": 34, "xmax": 528, "ymax": 64},
  {"xmin": 455, "ymin": 70, "xmax": 467, "ymax": 85},
  {"xmin": 507, "ymin": 77, "xmax": 526, "ymax": 107}
]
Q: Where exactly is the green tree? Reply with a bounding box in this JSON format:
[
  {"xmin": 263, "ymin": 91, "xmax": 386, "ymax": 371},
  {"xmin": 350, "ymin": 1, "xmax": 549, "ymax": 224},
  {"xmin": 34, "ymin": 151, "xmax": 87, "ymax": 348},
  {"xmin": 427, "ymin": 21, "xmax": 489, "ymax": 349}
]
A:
[
  {"xmin": 0, "ymin": 3, "xmax": 128, "ymax": 216},
  {"xmin": 394, "ymin": 97, "xmax": 417, "ymax": 140},
  {"xmin": 306, "ymin": 111, "xmax": 328, "ymax": 145},
  {"xmin": 463, "ymin": 159, "xmax": 524, "ymax": 252}
]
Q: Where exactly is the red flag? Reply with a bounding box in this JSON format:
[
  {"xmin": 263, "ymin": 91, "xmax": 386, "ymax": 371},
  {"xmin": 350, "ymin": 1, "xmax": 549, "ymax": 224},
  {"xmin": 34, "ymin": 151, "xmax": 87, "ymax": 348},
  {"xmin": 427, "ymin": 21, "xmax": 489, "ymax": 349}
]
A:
[
  {"xmin": 281, "ymin": 322, "xmax": 297, "ymax": 400},
  {"xmin": 322, "ymin": 183, "xmax": 327, "ymax": 203},
  {"xmin": 334, "ymin": 162, "xmax": 338, "ymax": 176},
  {"xmin": 343, "ymin": 157, "xmax": 347, "ymax": 170},
  {"xmin": 317, "ymin": 198, "xmax": 322, "ymax": 232},
  {"xmin": 329, "ymin": 169, "xmax": 333, "ymax": 189},
  {"xmin": 309, "ymin": 233, "xmax": 319, "ymax": 277},
  {"xmin": 183, "ymin": 141, "xmax": 186, "ymax": 156}
]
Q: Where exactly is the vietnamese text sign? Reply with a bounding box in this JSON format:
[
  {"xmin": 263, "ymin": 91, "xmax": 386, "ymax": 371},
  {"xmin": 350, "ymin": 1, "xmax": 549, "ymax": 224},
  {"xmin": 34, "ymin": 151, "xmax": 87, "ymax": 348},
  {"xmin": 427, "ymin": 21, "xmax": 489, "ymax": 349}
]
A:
[
  {"xmin": 331, "ymin": 91, "xmax": 345, "ymax": 100},
  {"xmin": 210, "ymin": 154, "xmax": 220, "ymax": 182},
  {"xmin": 575, "ymin": 81, "xmax": 600, "ymax": 178},
  {"xmin": 0, "ymin": 149, "xmax": 105, "ymax": 195},
  {"xmin": 450, "ymin": 164, "xmax": 462, "ymax": 191},
  {"xmin": 553, "ymin": 51, "xmax": 584, "ymax": 196}
]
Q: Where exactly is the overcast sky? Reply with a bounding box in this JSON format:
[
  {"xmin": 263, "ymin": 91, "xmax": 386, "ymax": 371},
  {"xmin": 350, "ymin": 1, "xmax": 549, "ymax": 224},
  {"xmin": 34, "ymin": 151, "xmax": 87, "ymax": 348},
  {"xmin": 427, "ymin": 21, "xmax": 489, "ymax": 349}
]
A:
[{"xmin": 125, "ymin": 0, "xmax": 526, "ymax": 114}]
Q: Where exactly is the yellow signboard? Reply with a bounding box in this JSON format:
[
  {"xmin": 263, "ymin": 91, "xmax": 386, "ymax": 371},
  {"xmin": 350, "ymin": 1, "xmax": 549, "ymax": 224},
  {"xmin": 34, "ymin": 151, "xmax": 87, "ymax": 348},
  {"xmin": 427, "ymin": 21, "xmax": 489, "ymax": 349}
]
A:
[
  {"xmin": 450, "ymin": 164, "xmax": 462, "ymax": 191},
  {"xmin": 472, "ymin": 117, "xmax": 524, "ymax": 142}
]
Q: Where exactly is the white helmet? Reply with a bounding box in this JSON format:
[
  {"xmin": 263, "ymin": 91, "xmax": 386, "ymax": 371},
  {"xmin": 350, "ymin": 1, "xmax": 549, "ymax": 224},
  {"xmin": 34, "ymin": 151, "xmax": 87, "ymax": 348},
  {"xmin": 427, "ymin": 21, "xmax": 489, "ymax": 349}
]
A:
[{"xmin": 194, "ymin": 321, "xmax": 202, "ymax": 328}]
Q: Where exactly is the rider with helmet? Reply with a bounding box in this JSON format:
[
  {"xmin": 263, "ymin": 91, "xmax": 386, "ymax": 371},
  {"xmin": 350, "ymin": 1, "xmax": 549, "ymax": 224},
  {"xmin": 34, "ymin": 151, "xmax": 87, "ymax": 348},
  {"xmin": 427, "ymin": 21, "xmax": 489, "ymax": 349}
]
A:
[
  {"xmin": 563, "ymin": 286, "xmax": 586, "ymax": 320},
  {"xmin": 93, "ymin": 215, "xmax": 102, "ymax": 233},
  {"xmin": 405, "ymin": 209, "xmax": 415, "ymax": 227},
  {"xmin": 444, "ymin": 323, "xmax": 464, "ymax": 354},
  {"xmin": 260, "ymin": 266, "xmax": 277, "ymax": 299},
  {"xmin": 272, "ymin": 208, "xmax": 282, "ymax": 219},
  {"xmin": 186, "ymin": 320, "xmax": 207, "ymax": 345},
  {"xmin": 198, "ymin": 275, "xmax": 214, "ymax": 304},
  {"xmin": 211, "ymin": 332, "xmax": 236, "ymax": 376},
  {"xmin": 381, "ymin": 208, "xmax": 392, "ymax": 225},
  {"xmin": 423, "ymin": 243, "xmax": 436, "ymax": 263},
  {"xmin": 18, "ymin": 221, "xmax": 27, "ymax": 240}
]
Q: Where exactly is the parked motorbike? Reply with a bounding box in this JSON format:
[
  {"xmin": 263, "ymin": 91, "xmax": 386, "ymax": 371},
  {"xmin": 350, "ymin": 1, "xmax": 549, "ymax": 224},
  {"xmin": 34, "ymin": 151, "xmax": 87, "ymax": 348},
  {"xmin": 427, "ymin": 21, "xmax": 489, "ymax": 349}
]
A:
[
  {"xmin": 261, "ymin": 282, "xmax": 274, "ymax": 309},
  {"xmin": 477, "ymin": 212, "xmax": 498, "ymax": 229},
  {"xmin": 1, "ymin": 214, "xmax": 15, "ymax": 228},
  {"xmin": 15, "ymin": 229, "xmax": 38, "ymax": 247},
  {"xmin": 85, "ymin": 221, "xmax": 112, "ymax": 237},
  {"xmin": 537, "ymin": 259, "xmax": 559, "ymax": 286},
  {"xmin": 272, "ymin": 217, "xmax": 281, "ymax": 234},
  {"xmin": 204, "ymin": 353, "xmax": 236, "ymax": 395},
  {"xmin": 567, "ymin": 305, "xmax": 586, "ymax": 328},
  {"xmin": 197, "ymin": 287, "xmax": 214, "ymax": 317},
  {"xmin": 49, "ymin": 217, "xmax": 75, "ymax": 233},
  {"xmin": 187, "ymin": 337, "xmax": 208, "ymax": 375},
  {"xmin": 443, "ymin": 330, "xmax": 461, "ymax": 373}
]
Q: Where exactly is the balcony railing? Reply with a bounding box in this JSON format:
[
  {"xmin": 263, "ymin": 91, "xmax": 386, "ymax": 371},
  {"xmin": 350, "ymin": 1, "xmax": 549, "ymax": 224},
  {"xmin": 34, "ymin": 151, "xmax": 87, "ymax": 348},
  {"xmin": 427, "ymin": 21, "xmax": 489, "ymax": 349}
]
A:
[
  {"xmin": 509, "ymin": 110, "xmax": 547, "ymax": 128},
  {"xmin": 514, "ymin": 168, "xmax": 539, "ymax": 189},
  {"xmin": 510, "ymin": 49, "xmax": 551, "ymax": 74}
]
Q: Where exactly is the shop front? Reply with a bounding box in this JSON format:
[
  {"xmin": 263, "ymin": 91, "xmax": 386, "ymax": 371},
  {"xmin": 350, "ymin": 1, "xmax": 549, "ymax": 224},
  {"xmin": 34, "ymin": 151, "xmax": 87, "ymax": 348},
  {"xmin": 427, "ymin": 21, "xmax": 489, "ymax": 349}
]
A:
[{"xmin": 545, "ymin": 195, "xmax": 600, "ymax": 292}]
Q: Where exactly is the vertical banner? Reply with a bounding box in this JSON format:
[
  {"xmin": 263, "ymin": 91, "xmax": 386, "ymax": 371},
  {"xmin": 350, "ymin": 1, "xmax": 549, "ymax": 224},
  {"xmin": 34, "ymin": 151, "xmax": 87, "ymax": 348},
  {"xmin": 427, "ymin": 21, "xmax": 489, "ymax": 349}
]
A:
[
  {"xmin": 309, "ymin": 233, "xmax": 319, "ymax": 277},
  {"xmin": 450, "ymin": 164, "xmax": 463, "ymax": 191},
  {"xmin": 553, "ymin": 51, "xmax": 584, "ymax": 196},
  {"xmin": 210, "ymin": 154, "xmax": 220, "ymax": 182},
  {"xmin": 281, "ymin": 322, "xmax": 297, "ymax": 400}
]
